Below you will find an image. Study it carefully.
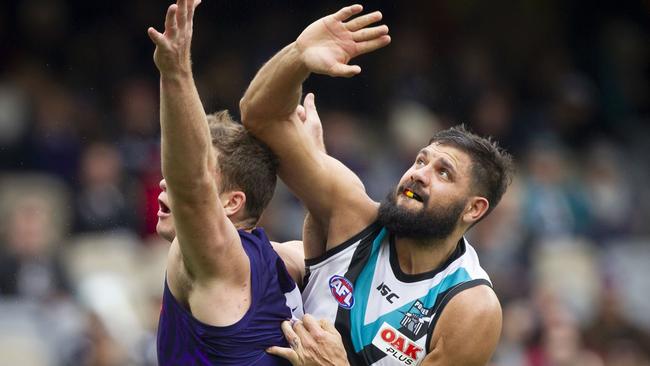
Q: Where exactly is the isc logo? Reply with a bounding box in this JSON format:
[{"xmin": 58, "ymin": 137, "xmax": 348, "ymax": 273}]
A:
[{"xmin": 328, "ymin": 275, "xmax": 355, "ymax": 309}]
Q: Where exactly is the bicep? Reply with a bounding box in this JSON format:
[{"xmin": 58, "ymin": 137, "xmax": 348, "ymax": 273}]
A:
[
  {"xmin": 423, "ymin": 285, "xmax": 502, "ymax": 366},
  {"xmin": 168, "ymin": 181, "xmax": 248, "ymax": 283}
]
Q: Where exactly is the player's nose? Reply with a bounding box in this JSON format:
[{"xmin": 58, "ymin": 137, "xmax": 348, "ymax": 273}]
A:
[
  {"xmin": 409, "ymin": 167, "xmax": 431, "ymax": 187},
  {"xmin": 159, "ymin": 179, "xmax": 167, "ymax": 191}
]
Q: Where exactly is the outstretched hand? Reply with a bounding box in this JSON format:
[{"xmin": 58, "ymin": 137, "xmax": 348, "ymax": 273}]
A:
[
  {"xmin": 267, "ymin": 314, "xmax": 350, "ymax": 366},
  {"xmin": 296, "ymin": 4, "xmax": 391, "ymax": 78},
  {"xmin": 147, "ymin": 0, "xmax": 201, "ymax": 75}
]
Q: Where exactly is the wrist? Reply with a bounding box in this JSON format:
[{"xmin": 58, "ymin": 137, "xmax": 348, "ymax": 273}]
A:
[
  {"xmin": 160, "ymin": 68, "xmax": 193, "ymax": 83},
  {"xmin": 287, "ymin": 42, "xmax": 310, "ymax": 75}
]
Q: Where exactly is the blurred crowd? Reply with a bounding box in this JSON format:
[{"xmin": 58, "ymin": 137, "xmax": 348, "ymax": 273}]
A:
[{"xmin": 0, "ymin": 1, "xmax": 649, "ymax": 365}]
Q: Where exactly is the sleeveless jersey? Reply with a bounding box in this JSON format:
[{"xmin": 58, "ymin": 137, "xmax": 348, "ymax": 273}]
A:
[
  {"xmin": 157, "ymin": 228, "xmax": 303, "ymax": 366},
  {"xmin": 302, "ymin": 222, "xmax": 491, "ymax": 366}
]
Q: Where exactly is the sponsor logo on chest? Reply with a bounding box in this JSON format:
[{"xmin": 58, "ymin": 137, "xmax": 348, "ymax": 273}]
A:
[
  {"xmin": 328, "ymin": 275, "xmax": 355, "ymax": 309},
  {"xmin": 399, "ymin": 300, "xmax": 433, "ymax": 339},
  {"xmin": 372, "ymin": 322, "xmax": 424, "ymax": 365}
]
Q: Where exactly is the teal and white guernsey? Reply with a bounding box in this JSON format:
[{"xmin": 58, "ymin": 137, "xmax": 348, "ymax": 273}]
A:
[{"xmin": 302, "ymin": 222, "xmax": 492, "ymax": 366}]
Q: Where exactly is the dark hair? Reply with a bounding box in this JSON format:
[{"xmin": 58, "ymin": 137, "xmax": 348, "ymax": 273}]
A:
[
  {"xmin": 207, "ymin": 110, "xmax": 278, "ymax": 224},
  {"xmin": 429, "ymin": 124, "xmax": 514, "ymax": 219}
]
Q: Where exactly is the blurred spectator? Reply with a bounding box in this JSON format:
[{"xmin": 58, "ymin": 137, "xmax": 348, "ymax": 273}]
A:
[
  {"xmin": 0, "ymin": 174, "xmax": 88, "ymax": 365},
  {"xmin": 0, "ymin": 174, "xmax": 71, "ymax": 301},
  {"xmin": 582, "ymin": 140, "xmax": 634, "ymax": 241},
  {"xmin": 0, "ymin": 81, "xmax": 30, "ymax": 170},
  {"xmin": 115, "ymin": 78, "xmax": 159, "ymax": 176},
  {"xmin": 521, "ymin": 139, "xmax": 591, "ymax": 240},
  {"xmin": 528, "ymin": 291, "xmax": 604, "ymax": 366},
  {"xmin": 469, "ymin": 178, "xmax": 529, "ymax": 301},
  {"xmin": 532, "ymin": 237, "xmax": 601, "ymax": 324},
  {"xmin": 113, "ymin": 78, "xmax": 162, "ymax": 237},
  {"xmin": 74, "ymin": 142, "xmax": 140, "ymax": 234},
  {"xmin": 584, "ymin": 287, "xmax": 650, "ymax": 365},
  {"xmin": 26, "ymin": 82, "xmax": 81, "ymax": 182}
]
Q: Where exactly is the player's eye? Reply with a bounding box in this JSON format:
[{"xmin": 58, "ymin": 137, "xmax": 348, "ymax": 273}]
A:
[{"xmin": 439, "ymin": 169, "xmax": 449, "ymax": 179}]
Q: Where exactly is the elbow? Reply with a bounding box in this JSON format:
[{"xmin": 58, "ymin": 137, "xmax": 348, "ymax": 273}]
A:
[
  {"xmin": 239, "ymin": 96, "xmax": 264, "ymax": 136},
  {"xmin": 239, "ymin": 96, "xmax": 254, "ymax": 127}
]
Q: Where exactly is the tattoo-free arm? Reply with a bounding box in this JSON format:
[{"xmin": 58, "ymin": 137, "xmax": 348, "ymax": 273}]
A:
[
  {"xmin": 148, "ymin": 0, "xmax": 246, "ymax": 282},
  {"xmin": 240, "ymin": 5, "xmax": 390, "ymax": 248}
]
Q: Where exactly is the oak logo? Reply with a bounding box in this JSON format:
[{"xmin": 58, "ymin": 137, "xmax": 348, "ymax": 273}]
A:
[
  {"xmin": 328, "ymin": 275, "xmax": 355, "ymax": 309},
  {"xmin": 372, "ymin": 322, "xmax": 423, "ymax": 365}
]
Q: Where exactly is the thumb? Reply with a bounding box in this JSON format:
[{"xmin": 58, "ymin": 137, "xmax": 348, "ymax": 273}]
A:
[
  {"xmin": 304, "ymin": 93, "xmax": 317, "ymax": 114},
  {"xmin": 147, "ymin": 27, "xmax": 164, "ymax": 45},
  {"xmin": 328, "ymin": 63, "xmax": 361, "ymax": 78},
  {"xmin": 296, "ymin": 105, "xmax": 306, "ymax": 122},
  {"xmin": 267, "ymin": 346, "xmax": 300, "ymax": 365}
]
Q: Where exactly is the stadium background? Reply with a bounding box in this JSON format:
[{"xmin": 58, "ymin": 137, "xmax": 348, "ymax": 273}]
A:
[{"xmin": 1, "ymin": 0, "xmax": 649, "ymax": 365}]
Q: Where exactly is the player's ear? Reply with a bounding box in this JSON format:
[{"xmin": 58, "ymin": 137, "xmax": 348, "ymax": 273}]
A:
[
  {"xmin": 221, "ymin": 191, "xmax": 246, "ymax": 217},
  {"xmin": 462, "ymin": 196, "xmax": 489, "ymax": 225}
]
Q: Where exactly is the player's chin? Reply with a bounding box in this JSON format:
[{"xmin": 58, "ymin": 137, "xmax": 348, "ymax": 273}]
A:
[{"xmin": 156, "ymin": 219, "xmax": 175, "ymax": 243}]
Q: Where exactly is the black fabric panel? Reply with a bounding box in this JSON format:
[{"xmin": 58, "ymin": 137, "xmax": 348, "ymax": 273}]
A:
[{"xmin": 300, "ymin": 266, "xmax": 311, "ymax": 292}]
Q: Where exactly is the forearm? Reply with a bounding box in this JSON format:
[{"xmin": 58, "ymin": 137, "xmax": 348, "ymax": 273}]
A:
[
  {"xmin": 160, "ymin": 72, "xmax": 215, "ymax": 196},
  {"xmin": 240, "ymin": 43, "xmax": 309, "ymax": 127}
]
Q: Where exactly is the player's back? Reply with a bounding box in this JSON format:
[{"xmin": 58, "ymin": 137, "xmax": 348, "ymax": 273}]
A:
[{"xmin": 157, "ymin": 228, "xmax": 298, "ymax": 366}]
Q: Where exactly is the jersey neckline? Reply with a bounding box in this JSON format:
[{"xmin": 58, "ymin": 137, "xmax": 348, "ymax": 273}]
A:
[{"xmin": 387, "ymin": 234, "xmax": 466, "ymax": 283}]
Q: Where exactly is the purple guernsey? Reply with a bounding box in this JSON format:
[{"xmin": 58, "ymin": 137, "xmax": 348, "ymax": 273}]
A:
[{"xmin": 157, "ymin": 228, "xmax": 302, "ymax": 365}]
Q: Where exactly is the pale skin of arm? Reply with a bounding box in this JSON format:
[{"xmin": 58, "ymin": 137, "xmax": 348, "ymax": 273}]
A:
[
  {"xmin": 271, "ymin": 93, "xmax": 334, "ymax": 284},
  {"xmin": 240, "ymin": 5, "xmax": 389, "ymax": 256},
  {"xmin": 148, "ymin": 0, "xmax": 251, "ymax": 326},
  {"xmin": 242, "ymin": 4, "xmax": 502, "ymax": 365}
]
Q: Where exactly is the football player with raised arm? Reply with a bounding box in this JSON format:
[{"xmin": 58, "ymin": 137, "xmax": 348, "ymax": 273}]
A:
[
  {"xmin": 148, "ymin": 1, "xmax": 309, "ymax": 364},
  {"xmin": 240, "ymin": 5, "xmax": 513, "ymax": 366}
]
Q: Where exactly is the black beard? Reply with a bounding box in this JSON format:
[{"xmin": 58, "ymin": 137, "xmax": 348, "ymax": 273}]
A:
[{"xmin": 377, "ymin": 188, "xmax": 466, "ymax": 241}]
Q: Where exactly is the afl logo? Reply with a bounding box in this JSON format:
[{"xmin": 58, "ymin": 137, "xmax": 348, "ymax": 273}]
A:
[{"xmin": 329, "ymin": 275, "xmax": 355, "ymax": 309}]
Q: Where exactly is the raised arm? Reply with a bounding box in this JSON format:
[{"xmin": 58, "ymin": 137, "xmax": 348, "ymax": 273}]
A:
[
  {"xmin": 240, "ymin": 5, "xmax": 391, "ymax": 249},
  {"xmin": 148, "ymin": 0, "xmax": 245, "ymax": 283}
]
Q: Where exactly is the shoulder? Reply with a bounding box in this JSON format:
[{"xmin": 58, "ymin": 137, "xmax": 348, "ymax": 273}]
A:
[
  {"xmin": 426, "ymin": 285, "xmax": 501, "ymax": 366},
  {"xmin": 272, "ymin": 240, "xmax": 304, "ymax": 256},
  {"xmin": 272, "ymin": 240, "xmax": 305, "ymax": 285}
]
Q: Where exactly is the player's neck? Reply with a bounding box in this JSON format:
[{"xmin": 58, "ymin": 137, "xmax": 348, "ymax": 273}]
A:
[
  {"xmin": 232, "ymin": 217, "xmax": 257, "ymax": 232},
  {"xmin": 393, "ymin": 232, "xmax": 462, "ymax": 275}
]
